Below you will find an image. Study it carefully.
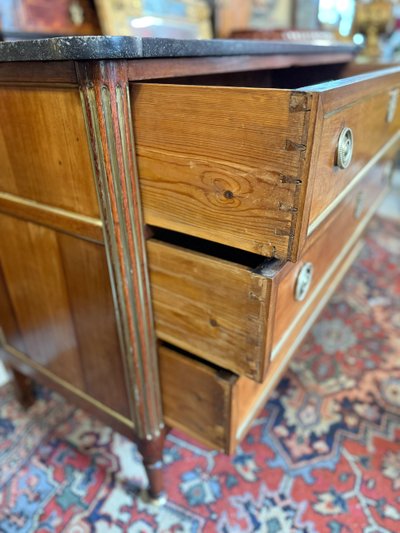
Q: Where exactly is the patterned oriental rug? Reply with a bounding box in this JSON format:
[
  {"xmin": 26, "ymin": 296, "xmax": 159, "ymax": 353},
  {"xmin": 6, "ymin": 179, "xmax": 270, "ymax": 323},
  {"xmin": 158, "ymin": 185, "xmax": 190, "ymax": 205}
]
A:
[{"xmin": 0, "ymin": 216, "xmax": 399, "ymax": 533}]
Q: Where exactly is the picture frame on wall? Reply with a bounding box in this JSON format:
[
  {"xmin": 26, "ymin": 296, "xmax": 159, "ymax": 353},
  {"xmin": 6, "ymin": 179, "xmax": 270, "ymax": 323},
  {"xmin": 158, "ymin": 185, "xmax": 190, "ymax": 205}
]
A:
[
  {"xmin": 94, "ymin": 0, "xmax": 212, "ymax": 39},
  {"xmin": 216, "ymin": 0, "xmax": 293, "ymax": 38}
]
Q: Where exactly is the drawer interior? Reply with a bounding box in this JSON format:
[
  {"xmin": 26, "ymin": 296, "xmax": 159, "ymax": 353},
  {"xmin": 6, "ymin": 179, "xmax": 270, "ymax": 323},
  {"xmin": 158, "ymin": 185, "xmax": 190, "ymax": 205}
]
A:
[
  {"xmin": 145, "ymin": 62, "xmax": 393, "ymax": 90},
  {"xmin": 133, "ymin": 62, "xmax": 400, "ymax": 264}
]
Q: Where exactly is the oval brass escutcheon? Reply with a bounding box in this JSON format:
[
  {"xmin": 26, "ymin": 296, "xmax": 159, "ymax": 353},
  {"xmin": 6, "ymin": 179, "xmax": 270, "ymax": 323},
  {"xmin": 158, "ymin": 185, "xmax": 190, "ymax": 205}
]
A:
[
  {"xmin": 336, "ymin": 127, "xmax": 353, "ymax": 169},
  {"xmin": 295, "ymin": 262, "xmax": 314, "ymax": 302}
]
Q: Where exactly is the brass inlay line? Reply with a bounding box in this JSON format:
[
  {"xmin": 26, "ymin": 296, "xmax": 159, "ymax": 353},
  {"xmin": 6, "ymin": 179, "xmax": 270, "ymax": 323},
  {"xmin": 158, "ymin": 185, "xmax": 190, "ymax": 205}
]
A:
[
  {"xmin": 0, "ymin": 191, "xmax": 103, "ymax": 228},
  {"xmin": 0, "ymin": 331, "xmax": 134, "ymax": 429},
  {"xmin": 0, "ymin": 191, "xmax": 103, "ymax": 243}
]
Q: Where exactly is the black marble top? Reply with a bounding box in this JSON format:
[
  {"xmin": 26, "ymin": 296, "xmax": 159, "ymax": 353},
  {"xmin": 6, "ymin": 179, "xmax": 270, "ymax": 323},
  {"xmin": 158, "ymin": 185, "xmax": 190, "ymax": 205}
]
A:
[{"xmin": 0, "ymin": 36, "xmax": 358, "ymax": 62}]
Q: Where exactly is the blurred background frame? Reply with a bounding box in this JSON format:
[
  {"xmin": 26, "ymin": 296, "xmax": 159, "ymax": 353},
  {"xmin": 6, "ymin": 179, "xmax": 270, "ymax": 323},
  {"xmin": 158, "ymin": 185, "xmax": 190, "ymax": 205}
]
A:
[{"xmin": 94, "ymin": 0, "xmax": 213, "ymax": 39}]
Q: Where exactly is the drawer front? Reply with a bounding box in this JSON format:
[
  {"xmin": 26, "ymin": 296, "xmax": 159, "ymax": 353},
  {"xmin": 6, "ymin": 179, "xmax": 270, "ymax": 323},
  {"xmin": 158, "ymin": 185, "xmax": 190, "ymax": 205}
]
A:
[
  {"xmin": 272, "ymin": 158, "xmax": 391, "ymax": 356},
  {"xmin": 307, "ymin": 67, "xmax": 400, "ymax": 234},
  {"xmin": 232, "ymin": 238, "xmax": 365, "ymax": 448},
  {"xmin": 148, "ymin": 153, "xmax": 390, "ymax": 383}
]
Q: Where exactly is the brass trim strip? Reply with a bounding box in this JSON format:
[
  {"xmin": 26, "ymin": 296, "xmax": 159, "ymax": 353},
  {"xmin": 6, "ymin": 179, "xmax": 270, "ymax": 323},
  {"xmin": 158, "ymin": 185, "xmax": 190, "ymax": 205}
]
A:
[
  {"xmin": 0, "ymin": 330, "xmax": 134, "ymax": 429},
  {"xmin": 236, "ymin": 239, "xmax": 364, "ymax": 441},
  {"xmin": 0, "ymin": 191, "xmax": 103, "ymax": 242},
  {"xmin": 308, "ymin": 130, "xmax": 400, "ymax": 235}
]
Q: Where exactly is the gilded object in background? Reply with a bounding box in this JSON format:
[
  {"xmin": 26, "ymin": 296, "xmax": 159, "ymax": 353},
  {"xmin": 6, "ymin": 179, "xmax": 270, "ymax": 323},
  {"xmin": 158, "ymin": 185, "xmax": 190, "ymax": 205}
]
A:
[{"xmin": 353, "ymin": 0, "xmax": 393, "ymax": 58}]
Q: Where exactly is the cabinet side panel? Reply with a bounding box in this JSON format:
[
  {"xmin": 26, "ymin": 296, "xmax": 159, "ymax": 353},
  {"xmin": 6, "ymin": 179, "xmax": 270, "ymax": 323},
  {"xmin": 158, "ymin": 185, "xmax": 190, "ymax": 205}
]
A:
[
  {"xmin": 0, "ymin": 214, "xmax": 131, "ymax": 417},
  {"xmin": 0, "ymin": 214, "xmax": 86, "ymax": 387},
  {"xmin": 0, "ymin": 86, "xmax": 99, "ymax": 217},
  {"xmin": 0, "ymin": 263, "xmax": 25, "ymax": 353},
  {"xmin": 57, "ymin": 233, "xmax": 131, "ymax": 418}
]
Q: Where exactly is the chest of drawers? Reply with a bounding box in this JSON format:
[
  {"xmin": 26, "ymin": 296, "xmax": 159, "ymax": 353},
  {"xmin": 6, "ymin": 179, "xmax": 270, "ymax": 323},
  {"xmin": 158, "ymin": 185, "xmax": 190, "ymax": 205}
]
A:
[{"xmin": 0, "ymin": 37, "xmax": 398, "ymax": 502}]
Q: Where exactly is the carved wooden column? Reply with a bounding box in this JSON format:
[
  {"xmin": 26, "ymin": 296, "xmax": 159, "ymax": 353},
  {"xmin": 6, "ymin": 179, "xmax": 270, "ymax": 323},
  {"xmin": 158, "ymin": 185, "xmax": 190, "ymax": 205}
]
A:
[{"xmin": 76, "ymin": 60, "xmax": 166, "ymax": 502}]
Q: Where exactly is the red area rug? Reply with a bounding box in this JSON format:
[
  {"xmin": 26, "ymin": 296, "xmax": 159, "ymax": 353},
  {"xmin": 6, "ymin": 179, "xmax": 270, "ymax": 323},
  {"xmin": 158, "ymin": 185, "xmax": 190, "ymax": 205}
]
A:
[{"xmin": 0, "ymin": 216, "xmax": 399, "ymax": 532}]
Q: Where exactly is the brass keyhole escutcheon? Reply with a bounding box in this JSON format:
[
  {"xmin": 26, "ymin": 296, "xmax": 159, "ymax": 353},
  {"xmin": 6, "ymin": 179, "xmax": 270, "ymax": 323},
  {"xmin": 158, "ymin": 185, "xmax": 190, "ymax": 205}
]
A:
[
  {"xmin": 336, "ymin": 127, "xmax": 353, "ymax": 169},
  {"xmin": 295, "ymin": 262, "xmax": 314, "ymax": 302}
]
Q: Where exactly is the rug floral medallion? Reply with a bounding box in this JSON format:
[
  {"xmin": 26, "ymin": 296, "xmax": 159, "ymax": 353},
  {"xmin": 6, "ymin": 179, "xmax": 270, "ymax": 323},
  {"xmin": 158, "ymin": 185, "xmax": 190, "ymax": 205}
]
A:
[{"xmin": 0, "ymin": 217, "xmax": 399, "ymax": 532}]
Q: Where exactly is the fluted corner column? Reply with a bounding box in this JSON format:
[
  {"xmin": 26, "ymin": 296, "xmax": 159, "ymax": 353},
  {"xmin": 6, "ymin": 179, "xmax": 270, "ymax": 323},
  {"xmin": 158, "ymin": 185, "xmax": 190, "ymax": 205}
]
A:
[{"xmin": 76, "ymin": 60, "xmax": 165, "ymax": 499}]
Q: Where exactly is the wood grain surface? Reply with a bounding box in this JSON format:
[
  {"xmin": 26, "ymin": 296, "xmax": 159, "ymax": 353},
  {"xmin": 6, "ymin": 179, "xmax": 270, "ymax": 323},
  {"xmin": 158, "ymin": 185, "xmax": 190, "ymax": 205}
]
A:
[
  {"xmin": 0, "ymin": 86, "xmax": 98, "ymax": 216},
  {"xmin": 132, "ymin": 83, "xmax": 316, "ymax": 260},
  {"xmin": 148, "ymin": 239, "xmax": 273, "ymax": 380},
  {"xmin": 159, "ymin": 345, "xmax": 237, "ymax": 451},
  {"xmin": 0, "ymin": 214, "xmax": 130, "ymax": 416},
  {"xmin": 0, "ymin": 214, "xmax": 86, "ymax": 387}
]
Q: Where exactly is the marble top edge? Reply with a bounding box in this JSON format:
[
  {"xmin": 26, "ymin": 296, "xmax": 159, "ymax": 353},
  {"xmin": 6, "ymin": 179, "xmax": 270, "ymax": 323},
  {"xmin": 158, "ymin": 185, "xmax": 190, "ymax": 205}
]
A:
[{"xmin": 0, "ymin": 36, "xmax": 358, "ymax": 62}]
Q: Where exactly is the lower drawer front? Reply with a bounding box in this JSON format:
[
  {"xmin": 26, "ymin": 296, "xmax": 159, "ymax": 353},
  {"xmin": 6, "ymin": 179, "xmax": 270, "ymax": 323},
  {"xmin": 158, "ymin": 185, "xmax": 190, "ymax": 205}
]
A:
[
  {"xmin": 271, "ymin": 156, "xmax": 391, "ymax": 358},
  {"xmin": 149, "ymin": 155, "xmax": 391, "ymax": 382}
]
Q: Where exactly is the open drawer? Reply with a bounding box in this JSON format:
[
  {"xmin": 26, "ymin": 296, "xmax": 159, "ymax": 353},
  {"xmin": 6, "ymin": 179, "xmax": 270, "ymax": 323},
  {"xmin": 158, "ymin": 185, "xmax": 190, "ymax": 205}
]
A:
[
  {"xmin": 132, "ymin": 65, "xmax": 400, "ymax": 262},
  {"xmin": 149, "ymin": 153, "xmax": 392, "ymax": 382},
  {"xmin": 161, "ymin": 233, "xmax": 365, "ymax": 454},
  {"xmin": 159, "ymin": 164, "xmax": 389, "ymax": 452}
]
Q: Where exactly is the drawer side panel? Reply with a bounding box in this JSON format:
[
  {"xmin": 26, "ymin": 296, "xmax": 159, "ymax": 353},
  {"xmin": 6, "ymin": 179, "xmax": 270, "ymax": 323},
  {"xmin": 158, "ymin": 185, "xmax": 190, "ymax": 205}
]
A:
[
  {"xmin": 132, "ymin": 84, "xmax": 315, "ymax": 259},
  {"xmin": 160, "ymin": 346, "xmax": 237, "ymax": 451},
  {"xmin": 148, "ymin": 239, "xmax": 271, "ymax": 380}
]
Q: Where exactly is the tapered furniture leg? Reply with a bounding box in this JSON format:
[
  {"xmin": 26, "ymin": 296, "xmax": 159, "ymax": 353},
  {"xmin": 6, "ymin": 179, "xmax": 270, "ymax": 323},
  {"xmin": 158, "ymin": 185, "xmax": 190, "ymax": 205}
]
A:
[
  {"xmin": 10, "ymin": 367, "xmax": 35, "ymax": 408},
  {"xmin": 77, "ymin": 60, "xmax": 166, "ymax": 498},
  {"xmin": 137, "ymin": 430, "xmax": 167, "ymax": 503}
]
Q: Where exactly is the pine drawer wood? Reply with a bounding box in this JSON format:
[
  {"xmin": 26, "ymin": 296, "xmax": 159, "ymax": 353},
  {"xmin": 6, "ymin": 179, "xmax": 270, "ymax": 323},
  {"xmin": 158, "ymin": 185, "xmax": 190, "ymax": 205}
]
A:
[
  {"xmin": 132, "ymin": 83, "xmax": 317, "ymax": 261},
  {"xmin": 132, "ymin": 66, "xmax": 400, "ymax": 262},
  {"xmin": 159, "ymin": 157, "xmax": 390, "ymax": 452},
  {"xmin": 148, "ymin": 152, "xmax": 392, "ymax": 382}
]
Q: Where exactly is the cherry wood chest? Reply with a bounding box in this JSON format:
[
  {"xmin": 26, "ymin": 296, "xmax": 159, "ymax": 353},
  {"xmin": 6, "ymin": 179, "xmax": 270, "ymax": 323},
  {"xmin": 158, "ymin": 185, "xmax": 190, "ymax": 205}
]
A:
[{"xmin": 0, "ymin": 37, "xmax": 398, "ymax": 500}]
